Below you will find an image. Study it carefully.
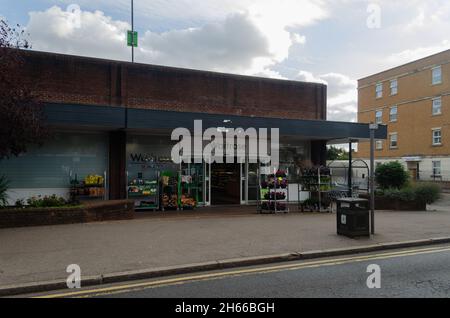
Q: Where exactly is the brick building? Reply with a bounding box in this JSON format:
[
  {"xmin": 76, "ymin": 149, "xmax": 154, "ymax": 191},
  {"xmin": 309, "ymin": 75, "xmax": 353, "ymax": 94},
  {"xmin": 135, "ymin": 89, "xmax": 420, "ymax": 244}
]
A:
[
  {"xmin": 358, "ymin": 49, "xmax": 450, "ymax": 181},
  {"xmin": 0, "ymin": 50, "xmax": 386, "ymax": 207}
]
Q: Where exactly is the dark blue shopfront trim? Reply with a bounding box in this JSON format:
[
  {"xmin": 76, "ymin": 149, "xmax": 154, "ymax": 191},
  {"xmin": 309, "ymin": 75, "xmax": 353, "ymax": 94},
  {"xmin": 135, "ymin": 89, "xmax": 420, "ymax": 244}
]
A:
[{"xmin": 44, "ymin": 103, "xmax": 387, "ymax": 141}]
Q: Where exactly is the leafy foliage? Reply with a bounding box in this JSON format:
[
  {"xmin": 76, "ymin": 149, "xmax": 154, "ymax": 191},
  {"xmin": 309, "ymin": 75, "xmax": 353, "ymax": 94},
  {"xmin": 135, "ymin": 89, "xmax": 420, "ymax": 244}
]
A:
[
  {"xmin": 0, "ymin": 19, "xmax": 49, "ymax": 159},
  {"xmin": 327, "ymin": 146, "xmax": 349, "ymax": 161},
  {"xmin": 379, "ymin": 184, "xmax": 441, "ymax": 204},
  {"xmin": 413, "ymin": 183, "xmax": 441, "ymax": 204},
  {"xmin": 27, "ymin": 195, "xmax": 68, "ymax": 208},
  {"xmin": 0, "ymin": 175, "xmax": 9, "ymax": 207},
  {"xmin": 375, "ymin": 161, "xmax": 409, "ymax": 189}
]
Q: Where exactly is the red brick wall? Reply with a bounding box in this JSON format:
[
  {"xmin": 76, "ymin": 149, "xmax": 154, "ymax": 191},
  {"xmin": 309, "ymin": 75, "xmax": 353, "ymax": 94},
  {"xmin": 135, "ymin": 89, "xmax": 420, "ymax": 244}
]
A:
[{"xmin": 17, "ymin": 49, "xmax": 327, "ymax": 120}]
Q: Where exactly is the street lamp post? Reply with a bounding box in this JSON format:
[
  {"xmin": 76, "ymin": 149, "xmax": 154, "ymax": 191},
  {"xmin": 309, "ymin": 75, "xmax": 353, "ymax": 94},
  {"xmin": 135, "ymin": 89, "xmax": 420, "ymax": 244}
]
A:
[
  {"xmin": 131, "ymin": 0, "xmax": 134, "ymax": 63},
  {"xmin": 369, "ymin": 123, "xmax": 379, "ymax": 235}
]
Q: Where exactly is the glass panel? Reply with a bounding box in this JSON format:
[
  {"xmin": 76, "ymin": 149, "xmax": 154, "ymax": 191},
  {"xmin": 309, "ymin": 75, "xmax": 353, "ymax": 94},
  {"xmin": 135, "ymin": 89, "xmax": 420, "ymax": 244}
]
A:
[
  {"xmin": 248, "ymin": 163, "xmax": 259, "ymax": 201},
  {"xmin": 0, "ymin": 132, "xmax": 108, "ymax": 189}
]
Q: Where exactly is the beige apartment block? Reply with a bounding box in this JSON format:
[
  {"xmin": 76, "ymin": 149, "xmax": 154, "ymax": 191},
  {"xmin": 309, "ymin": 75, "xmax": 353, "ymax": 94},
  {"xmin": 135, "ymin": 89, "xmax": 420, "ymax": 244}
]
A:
[{"xmin": 358, "ymin": 49, "xmax": 450, "ymax": 181}]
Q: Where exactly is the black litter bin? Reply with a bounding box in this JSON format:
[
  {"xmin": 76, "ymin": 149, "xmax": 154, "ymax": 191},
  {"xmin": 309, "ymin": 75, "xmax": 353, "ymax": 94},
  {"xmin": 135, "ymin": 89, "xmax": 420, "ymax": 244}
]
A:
[{"xmin": 336, "ymin": 198, "xmax": 370, "ymax": 238}]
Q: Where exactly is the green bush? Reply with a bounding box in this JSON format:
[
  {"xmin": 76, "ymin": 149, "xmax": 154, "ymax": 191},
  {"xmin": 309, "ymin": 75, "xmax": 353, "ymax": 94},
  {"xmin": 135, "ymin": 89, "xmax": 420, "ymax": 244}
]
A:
[
  {"xmin": 379, "ymin": 183, "xmax": 441, "ymax": 204},
  {"xmin": 413, "ymin": 183, "xmax": 441, "ymax": 204},
  {"xmin": 375, "ymin": 162, "xmax": 410, "ymax": 189},
  {"xmin": 382, "ymin": 187, "xmax": 415, "ymax": 202},
  {"xmin": 0, "ymin": 175, "xmax": 9, "ymax": 207},
  {"xmin": 27, "ymin": 195, "xmax": 68, "ymax": 208}
]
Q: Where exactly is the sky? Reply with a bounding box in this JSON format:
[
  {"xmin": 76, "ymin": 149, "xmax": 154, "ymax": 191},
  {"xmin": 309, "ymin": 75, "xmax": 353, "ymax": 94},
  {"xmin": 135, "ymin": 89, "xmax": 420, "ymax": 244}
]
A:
[{"xmin": 1, "ymin": 0, "xmax": 450, "ymax": 123}]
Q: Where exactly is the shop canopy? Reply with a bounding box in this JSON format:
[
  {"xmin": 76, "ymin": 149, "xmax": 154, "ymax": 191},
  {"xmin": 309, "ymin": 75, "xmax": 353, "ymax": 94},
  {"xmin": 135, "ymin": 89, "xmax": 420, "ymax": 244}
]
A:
[{"xmin": 44, "ymin": 103, "xmax": 387, "ymax": 143}]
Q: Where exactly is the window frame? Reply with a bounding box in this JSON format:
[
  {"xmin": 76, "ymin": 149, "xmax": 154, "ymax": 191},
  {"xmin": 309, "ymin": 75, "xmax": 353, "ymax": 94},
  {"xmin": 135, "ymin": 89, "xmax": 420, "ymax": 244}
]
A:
[
  {"xmin": 375, "ymin": 140, "xmax": 383, "ymax": 150},
  {"xmin": 432, "ymin": 97, "xmax": 442, "ymax": 116},
  {"xmin": 375, "ymin": 110, "xmax": 383, "ymax": 124},
  {"xmin": 432, "ymin": 161, "xmax": 442, "ymax": 177},
  {"xmin": 375, "ymin": 82, "xmax": 383, "ymax": 99},
  {"xmin": 432, "ymin": 66, "xmax": 442, "ymax": 85},
  {"xmin": 389, "ymin": 133, "xmax": 398, "ymax": 149},
  {"xmin": 390, "ymin": 106, "xmax": 398, "ymax": 122},
  {"xmin": 432, "ymin": 128, "xmax": 442, "ymax": 146},
  {"xmin": 390, "ymin": 79, "xmax": 398, "ymax": 96}
]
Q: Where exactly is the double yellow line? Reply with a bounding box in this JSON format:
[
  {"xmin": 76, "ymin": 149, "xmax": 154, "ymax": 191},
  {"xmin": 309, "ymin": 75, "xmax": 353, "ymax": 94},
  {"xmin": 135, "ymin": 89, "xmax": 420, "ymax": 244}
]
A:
[{"xmin": 35, "ymin": 245, "xmax": 450, "ymax": 298}]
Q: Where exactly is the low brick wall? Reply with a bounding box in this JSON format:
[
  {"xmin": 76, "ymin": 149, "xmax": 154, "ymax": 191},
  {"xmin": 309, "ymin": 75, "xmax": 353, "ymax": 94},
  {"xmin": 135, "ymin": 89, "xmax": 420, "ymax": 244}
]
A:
[
  {"xmin": 0, "ymin": 200, "xmax": 135, "ymax": 229},
  {"xmin": 360, "ymin": 194, "xmax": 426, "ymax": 211}
]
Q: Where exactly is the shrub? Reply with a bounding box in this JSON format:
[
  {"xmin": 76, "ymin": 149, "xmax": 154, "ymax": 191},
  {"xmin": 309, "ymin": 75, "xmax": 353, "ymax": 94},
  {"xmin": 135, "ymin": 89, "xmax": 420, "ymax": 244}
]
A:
[
  {"xmin": 0, "ymin": 175, "xmax": 9, "ymax": 207},
  {"xmin": 382, "ymin": 187, "xmax": 415, "ymax": 202},
  {"xmin": 379, "ymin": 183, "xmax": 441, "ymax": 205},
  {"xmin": 27, "ymin": 195, "xmax": 68, "ymax": 208},
  {"xmin": 413, "ymin": 183, "xmax": 441, "ymax": 204},
  {"xmin": 375, "ymin": 162, "xmax": 410, "ymax": 189}
]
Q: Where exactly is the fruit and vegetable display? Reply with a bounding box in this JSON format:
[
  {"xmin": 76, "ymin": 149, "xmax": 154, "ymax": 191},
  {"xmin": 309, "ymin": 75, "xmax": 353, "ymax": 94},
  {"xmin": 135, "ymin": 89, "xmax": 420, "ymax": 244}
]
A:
[
  {"xmin": 180, "ymin": 195, "xmax": 197, "ymax": 209},
  {"xmin": 84, "ymin": 174, "xmax": 104, "ymax": 186},
  {"xmin": 70, "ymin": 173, "xmax": 105, "ymax": 200},
  {"xmin": 162, "ymin": 194, "xmax": 178, "ymax": 209}
]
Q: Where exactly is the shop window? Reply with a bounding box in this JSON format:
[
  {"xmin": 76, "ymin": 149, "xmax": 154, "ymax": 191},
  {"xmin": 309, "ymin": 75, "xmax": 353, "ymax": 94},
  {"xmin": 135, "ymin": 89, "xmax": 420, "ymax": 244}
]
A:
[
  {"xmin": 432, "ymin": 129, "xmax": 442, "ymax": 146},
  {"xmin": 0, "ymin": 132, "xmax": 108, "ymax": 189},
  {"xmin": 432, "ymin": 97, "xmax": 442, "ymax": 116},
  {"xmin": 432, "ymin": 66, "xmax": 442, "ymax": 85},
  {"xmin": 390, "ymin": 106, "xmax": 398, "ymax": 122},
  {"xmin": 390, "ymin": 79, "xmax": 398, "ymax": 95}
]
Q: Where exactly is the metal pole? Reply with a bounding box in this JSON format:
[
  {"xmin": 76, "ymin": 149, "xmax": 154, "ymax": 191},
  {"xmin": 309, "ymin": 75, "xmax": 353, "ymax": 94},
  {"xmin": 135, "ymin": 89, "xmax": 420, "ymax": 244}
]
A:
[
  {"xmin": 131, "ymin": 0, "xmax": 134, "ymax": 63},
  {"xmin": 369, "ymin": 126, "xmax": 376, "ymax": 235},
  {"xmin": 348, "ymin": 141, "xmax": 353, "ymax": 197}
]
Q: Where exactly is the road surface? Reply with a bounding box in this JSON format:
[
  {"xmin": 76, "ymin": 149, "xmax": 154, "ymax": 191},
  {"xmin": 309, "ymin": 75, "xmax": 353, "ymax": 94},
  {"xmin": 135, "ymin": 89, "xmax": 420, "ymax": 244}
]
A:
[{"xmin": 30, "ymin": 244, "xmax": 450, "ymax": 298}]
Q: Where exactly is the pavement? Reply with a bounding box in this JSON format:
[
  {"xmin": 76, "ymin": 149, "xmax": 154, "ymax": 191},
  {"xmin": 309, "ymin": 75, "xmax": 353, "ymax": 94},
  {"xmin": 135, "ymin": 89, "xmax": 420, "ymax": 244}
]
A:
[{"xmin": 1, "ymin": 194, "xmax": 450, "ymax": 294}]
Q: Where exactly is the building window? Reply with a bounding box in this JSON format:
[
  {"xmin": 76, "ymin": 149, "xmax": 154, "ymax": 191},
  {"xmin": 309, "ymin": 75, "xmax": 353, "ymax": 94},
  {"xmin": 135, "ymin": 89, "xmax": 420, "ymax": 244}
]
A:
[
  {"xmin": 390, "ymin": 106, "xmax": 398, "ymax": 122},
  {"xmin": 375, "ymin": 110, "xmax": 383, "ymax": 124},
  {"xmin": 432, "ymin": 128, "xmax": 442, "ymax": 146},
  {"xmin": 376, "ymin": 83, "xmax": 383, "ymax": 98},
  {"xmin": 432, "ymin": 97, "xmax": 442, "ymax": 115},
  {"xmin": 432, "ymin": 161, "xmax": 442, "ymax": 177},
  {"xmin": 390, "ymin": 133, "xmax": 398, "ymax": 149},
  {"xmin": 432, "ymin": 66, "xmax": 442, "ymax": 85},
  {"xmin": 390, "ymin": 79, "xmax": 398, "ymax": 95},
  {"xmin": 376, "ymin": 141, "xmax": 383, "ymax": 150}
]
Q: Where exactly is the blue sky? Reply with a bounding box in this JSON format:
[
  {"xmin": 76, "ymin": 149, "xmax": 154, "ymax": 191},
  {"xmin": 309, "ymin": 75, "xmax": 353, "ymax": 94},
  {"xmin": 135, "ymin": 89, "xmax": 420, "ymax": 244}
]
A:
[{"xmin": 1, "ymin": 0, "xmax": 450, "ymax": 122}]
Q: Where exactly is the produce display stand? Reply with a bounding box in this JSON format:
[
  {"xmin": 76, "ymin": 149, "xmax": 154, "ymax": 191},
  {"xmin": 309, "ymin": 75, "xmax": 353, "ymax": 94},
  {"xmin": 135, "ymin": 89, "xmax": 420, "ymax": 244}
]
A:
[
  {"xmin": 257, "ymin": 165, "xmax": 290, "ymax": 214},
  {"xmin": 298, "ymin": 166, "xmax": 332, "ymax": 213},
  {"xmin": 127, "ymin": 172, "xmax": 160, "ymax": 211},
  {"xmin": 160, "ymin": 170, "xmax": 180, "ymax": 211},
  {"xmin": 179, "ymin": 172, "xmax": 198, "ymax": 210},
  {"xmin": 70, "ymin": 172, "xmax": 107, "ymax": 202}
]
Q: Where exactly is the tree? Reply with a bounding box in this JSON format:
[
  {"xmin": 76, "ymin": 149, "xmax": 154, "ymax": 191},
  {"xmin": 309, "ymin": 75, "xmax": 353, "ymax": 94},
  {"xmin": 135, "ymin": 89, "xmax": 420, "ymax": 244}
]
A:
[
  {"xmin": 375, "ymin": 161, "xmax": 410, "ymax": 190},
  {"xmin": 0, "ymin": 20, "xmax": 48, "ymax": 159},
  {"xmin": 327, "ymin": 146, "xmax": 349, "ymax": 161}
]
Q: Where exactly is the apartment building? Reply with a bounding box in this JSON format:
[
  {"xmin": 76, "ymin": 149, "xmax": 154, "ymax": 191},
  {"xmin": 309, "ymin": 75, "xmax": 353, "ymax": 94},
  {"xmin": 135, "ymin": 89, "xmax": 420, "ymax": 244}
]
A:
[{"xmin": 358, "ymin": 49, "xmax": 450, "ymax": 181}]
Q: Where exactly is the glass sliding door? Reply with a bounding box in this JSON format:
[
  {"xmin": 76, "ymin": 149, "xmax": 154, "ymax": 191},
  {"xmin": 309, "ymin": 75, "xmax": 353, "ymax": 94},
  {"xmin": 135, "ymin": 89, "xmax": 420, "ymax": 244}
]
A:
[
  {"xmin": 247, "ymin": 162, "xmax": 259, "ymax": 203},
  {"xmin": 204, "ymin": 161, "xmax": 211, "ymax": 206}
]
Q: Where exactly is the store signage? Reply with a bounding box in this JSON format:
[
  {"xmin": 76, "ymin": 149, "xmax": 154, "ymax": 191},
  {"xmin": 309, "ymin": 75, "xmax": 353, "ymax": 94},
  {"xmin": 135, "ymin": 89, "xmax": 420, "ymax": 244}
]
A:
[
  {"xmin": 171, "ymin": 120, "xmax": 280, "ymax": 166},
  {"xmin": 129, "ymin": 153, "xmax": 173, "ymax": 164}
]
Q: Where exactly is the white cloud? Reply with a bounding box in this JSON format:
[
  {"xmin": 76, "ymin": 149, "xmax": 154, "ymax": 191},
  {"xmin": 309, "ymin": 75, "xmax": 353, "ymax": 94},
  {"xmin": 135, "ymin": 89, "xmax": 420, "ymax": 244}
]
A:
[
  {"xmin": 385, "ymin": 40, "xmax": 450, "ymax": 67},
  {"xmin": 294, "ymin": 70, "xmax": 357, "ymax": 122},
  {"xmin": 28, "ymin": 1, "xmax": 328, "ymax": 75}
]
